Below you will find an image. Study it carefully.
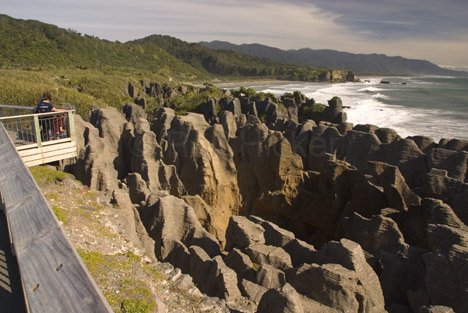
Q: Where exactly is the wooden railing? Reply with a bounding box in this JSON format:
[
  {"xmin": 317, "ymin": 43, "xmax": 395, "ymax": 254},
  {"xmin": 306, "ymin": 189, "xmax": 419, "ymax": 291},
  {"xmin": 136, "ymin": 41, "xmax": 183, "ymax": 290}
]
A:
[
  {"xmin": 0, "ymin": 109, "xmax": 77, "ymax": 167},
  {"xmin": 0, "ymin": 123, "xmax": 113, "ymax": 313}
]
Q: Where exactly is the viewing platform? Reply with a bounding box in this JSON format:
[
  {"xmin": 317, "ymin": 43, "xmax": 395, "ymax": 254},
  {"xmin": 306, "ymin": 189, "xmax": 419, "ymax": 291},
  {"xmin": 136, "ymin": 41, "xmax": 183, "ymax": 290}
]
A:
[{"xmin": 0, "ymin": 105, "xmax": 77, "ymax": 167}]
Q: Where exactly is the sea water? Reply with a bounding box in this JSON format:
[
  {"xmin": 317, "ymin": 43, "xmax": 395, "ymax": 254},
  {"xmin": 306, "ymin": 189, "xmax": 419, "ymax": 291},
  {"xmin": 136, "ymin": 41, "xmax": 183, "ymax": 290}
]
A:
[{"xmin": 245, "ymin": 76, "xmax": 468, "ymax": 141}]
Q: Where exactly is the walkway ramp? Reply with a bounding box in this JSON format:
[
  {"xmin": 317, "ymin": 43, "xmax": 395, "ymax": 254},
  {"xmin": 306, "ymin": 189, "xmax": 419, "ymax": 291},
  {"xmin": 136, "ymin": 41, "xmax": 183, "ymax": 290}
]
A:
[{"xmin": 0, "ymin": 122, "xmax": 112, "ymax": 313}]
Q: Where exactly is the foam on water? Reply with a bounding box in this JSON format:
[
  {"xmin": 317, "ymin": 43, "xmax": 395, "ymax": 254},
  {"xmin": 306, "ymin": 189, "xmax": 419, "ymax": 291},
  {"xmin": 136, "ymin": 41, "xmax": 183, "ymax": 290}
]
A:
[
  {"xmin": 358, "ymin": 86, "xmax": 383, "ymax": 92},
  {"xmin": 249, "ymin": 77, "xmax": 468, "ymax": 141}
]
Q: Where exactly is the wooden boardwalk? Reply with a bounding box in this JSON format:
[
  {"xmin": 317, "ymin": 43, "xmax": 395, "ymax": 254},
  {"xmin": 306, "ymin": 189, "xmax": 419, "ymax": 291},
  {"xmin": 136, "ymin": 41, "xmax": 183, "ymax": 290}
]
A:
[
  {"xmin": 0, "ymin": 123, "xmax": 113, "ymax": 313},
  {"xmin": 0, "ymin": 108, "xmax": 77, "ymax": 167}
]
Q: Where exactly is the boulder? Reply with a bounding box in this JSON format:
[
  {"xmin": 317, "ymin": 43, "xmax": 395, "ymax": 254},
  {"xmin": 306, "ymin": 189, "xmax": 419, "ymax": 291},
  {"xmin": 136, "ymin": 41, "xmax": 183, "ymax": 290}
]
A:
[
  {"xmin": 439, "ymin": 138, "xmax": 468, "ymax": 152},
  {"xmin": 283, "ymin": 239, "xmax": 317, "ymax": 267},
  {"xmin": 150, "ymin": 107, "xmax": 175, "ymax": 143},
  {"xmin": 285, "ymin": 103, "xmax": 299, "ymax": 123},
  {"xmin": 181, "ymin": 195, "xmax": 214, "ymax": 234},
  {"xmin": 219, "ymin": 110, "xmax": 238, "ymax": 140},
  {"xmin": 126, "ymin": 172, "xmax": 150, "ymax": 204},
  {"xmin": 265, "ymin": 103, "xmax": 283, "ymax": 127},
  {"xmin": 401, "ymin": 198, "xmax": 466, "ymax": 248},
  {"xmin": 227, "ymin": 98, "xmax": 242, "ymax": 115},
  {"xmin": 418, "ymin": 306, "xmax": 455, "ymax": 313},
  {"xmin": 255, "ymin": 263, "xmax": 286, "ymax": 289},
  {"xmin": 290, "ymin": 263, "xmax": 372, "ymax": 312},
  {"xmin": 139, "ymin": 194, "xmax": 221, "ymax": 264},
  {"xmin": 323, "ymin": 97, "xmax": 347, "ymax": 124},
  {"xmin": 427, "ymin": 148, "xmax": 468, "ymax": 182},
  {"xmin": 343, "ymin": 213, "xmax": 409, "ymax": 256},
  {"xmin": 224, "ymin": 248, "xmax": 255, "ymax": 281},
  {"xmin": 225, "ymin": 216, "xmax": 265, "ymax": 250},
  {"xmin": 188, "ymin": 246, "xmax": 242, "ymax": 302},
  {"xmin": 122, "ymin": 102, "xmax": 146, "ymax": 125},
  {"xmin": 207, "ymin": 256, "xmax": 242, "ymax": 302},
  {"xmin": 422, "ymin": 169, "xmax": 468, "ymax": 225},
  {"xmin": 407, "ymin": 136, "xmax": 436, "ymax": 153},
  {"xmin": 421, "ymin": 198, "xmax": 466, "ymax": 229},
  {"xmin": 375, "ymin": 127, "xmax": 400, "ymax": 144},
  {"xmin": 111, "ymin": 189, "xmax": 155, "ymax": 259},
  {"xmin": 203, "ymin": 97, "xmax": 218, "ymax": 124},
  {"xmin": 375, "ymin": 138, "xmax": 427, "ymax": 189},
  {"xmin": 339, "ymin": 130, "xmax": 381, "ymax": 170},
  {"xmin": 424, "ymin": 245, "xmax": 468, "ymax": 313},
  {"xmin": 308, "ymin": 126, "xmax": 343, "ymax": 171},
  {"xmin": 368, "ymin": 161, "xmax": 421, "ymax": 211},
  {"xmin": 312, "ymin": 239, "xmax": 386, "ymax": 312},
  {"xmin": 240, "ymin": 279, "xmax": 268, "ymax": 305},
  {"xmin": 188, "ymin": 245, "xmax": 212, "ymax": 285},
  {"xmin": 257, "ymin": 284, "xmax": 305, "ymax": 313},
  {"xmin": 426, "ymin": 224, "xmax": 468, "ymax": 253},
  {"xmin": 245, "ymin": 244, "xmax": 293, "ymax": 271},
  {"xmin": 240, "ymin": 97, "xmax": 258, "ymax": 116},
  {"xmin": 353, "ymin": 124, "xmax": 379, "ymax": 134},
  {"xmin": 248, "ymin": 215, "xmax": 295, "ymax": 247}
]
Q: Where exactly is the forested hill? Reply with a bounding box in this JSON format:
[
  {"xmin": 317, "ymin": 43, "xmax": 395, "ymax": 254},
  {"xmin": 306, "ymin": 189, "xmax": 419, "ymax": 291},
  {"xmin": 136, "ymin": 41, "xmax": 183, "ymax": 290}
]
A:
[
  {"xmin": 0, "ymin": 14, "xmax": 328, "ymax": 81},
  {"xmin": 200, "ymin": 40, "xmax": 465, "ymax": 76},
  {"xmin": 0, "ymin": 14, "xmax": 205, "ymax": 79}
]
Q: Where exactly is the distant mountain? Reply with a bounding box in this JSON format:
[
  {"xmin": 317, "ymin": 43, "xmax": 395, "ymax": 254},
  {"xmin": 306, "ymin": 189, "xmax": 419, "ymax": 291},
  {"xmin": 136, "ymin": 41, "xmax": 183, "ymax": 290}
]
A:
[{"xmin": 200, "ymin": 41, "xmax": 466, "ymax": 76}]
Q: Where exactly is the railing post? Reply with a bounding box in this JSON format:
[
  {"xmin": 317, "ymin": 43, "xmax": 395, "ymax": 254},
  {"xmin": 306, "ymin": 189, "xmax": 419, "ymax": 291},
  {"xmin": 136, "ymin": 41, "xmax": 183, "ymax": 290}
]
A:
[
  {"xmin": 68, "ymin": 111, "xmax": 76, "ymax": 142},
  {"xmin": 33, "ymin": 114, "xmax": 42, "ymax": 148}
]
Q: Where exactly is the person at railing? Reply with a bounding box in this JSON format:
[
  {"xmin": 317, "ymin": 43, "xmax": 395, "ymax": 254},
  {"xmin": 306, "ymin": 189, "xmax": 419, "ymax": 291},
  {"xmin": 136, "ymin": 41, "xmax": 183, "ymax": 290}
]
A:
[{"xmin": 35, "ymin": 92, "xmax": 67, "ymax": 141}]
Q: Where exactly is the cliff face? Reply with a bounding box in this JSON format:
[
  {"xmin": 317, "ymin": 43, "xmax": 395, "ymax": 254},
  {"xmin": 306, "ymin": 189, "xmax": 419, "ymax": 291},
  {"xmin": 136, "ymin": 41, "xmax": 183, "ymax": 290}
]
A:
[{"xmin": 71, "ymin": 91, "xmax": 467, "ymax": 313}]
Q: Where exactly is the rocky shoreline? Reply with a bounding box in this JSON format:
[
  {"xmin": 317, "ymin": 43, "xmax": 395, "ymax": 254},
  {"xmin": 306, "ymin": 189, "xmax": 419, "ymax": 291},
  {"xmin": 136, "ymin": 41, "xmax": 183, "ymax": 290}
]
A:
[{"xmin": 67, "ymin": 83, "xmax": 467, "ymax": 313}]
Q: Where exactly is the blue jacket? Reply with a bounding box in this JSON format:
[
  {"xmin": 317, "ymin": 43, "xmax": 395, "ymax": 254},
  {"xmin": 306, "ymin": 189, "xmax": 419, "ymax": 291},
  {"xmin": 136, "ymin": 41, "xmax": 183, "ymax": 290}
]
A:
[{"xmin": 35, "ymin": 101, "xmax": 53, "ymax": 113}]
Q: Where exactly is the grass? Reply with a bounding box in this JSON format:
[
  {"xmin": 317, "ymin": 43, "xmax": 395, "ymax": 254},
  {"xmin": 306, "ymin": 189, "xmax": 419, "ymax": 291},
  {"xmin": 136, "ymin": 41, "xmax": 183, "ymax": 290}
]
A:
[
  {"xmin": 79, "ymin": 250, "xmax": 158, "ymax": 313},
  {"xmin": 30, "ymin": 165, "xmax": 71, "ymax": 185},
  {"xmin": 51, "ymin": 204, "xmax": 68, "ymax": 224}
]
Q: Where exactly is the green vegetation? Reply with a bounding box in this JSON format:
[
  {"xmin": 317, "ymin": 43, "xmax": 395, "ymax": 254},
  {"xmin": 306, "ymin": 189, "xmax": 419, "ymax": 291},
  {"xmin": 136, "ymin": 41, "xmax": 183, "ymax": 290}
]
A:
[
  {"xmin": 0, "ymin": 14, "xmax": 327, "ymax": 83},
  {"xmin": 252, "ymin": 262, "xmax": 261, "ymax": 272},
  {"xmin": 51, "ymin": 204, "xmax": 68, "ymax": 224},
  {"xmin": 0, "ymin": 14, "xmax": 332, "ymax": 120},
  {"xmin": 79, "ymin": 251, "xmax": 157, "ymax": 313},
  {"xmin": 30, "ymin": 165, "xmax": 71, "ymax": 184}
]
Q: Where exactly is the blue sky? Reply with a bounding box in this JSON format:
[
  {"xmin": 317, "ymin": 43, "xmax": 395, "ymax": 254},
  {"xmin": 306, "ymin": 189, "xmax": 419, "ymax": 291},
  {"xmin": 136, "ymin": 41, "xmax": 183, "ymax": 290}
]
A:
[{"xmin": 2, "ymin": 0, "xmax": 468, "ymax": 65}]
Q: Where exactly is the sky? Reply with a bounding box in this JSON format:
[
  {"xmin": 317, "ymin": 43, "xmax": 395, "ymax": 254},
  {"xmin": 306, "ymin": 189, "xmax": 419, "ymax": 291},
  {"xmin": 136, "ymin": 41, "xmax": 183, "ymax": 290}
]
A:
[{"xmin": 2, "ymin": 0, "xmax": 468, "ymax": 66}]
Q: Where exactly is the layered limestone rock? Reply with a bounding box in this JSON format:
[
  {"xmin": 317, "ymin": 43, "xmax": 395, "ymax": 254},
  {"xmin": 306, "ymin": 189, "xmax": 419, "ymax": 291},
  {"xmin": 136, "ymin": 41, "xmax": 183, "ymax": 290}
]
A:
[
  {"xmin": 232, "ymin": 122, "xmax": 304, "ymax": 219},
  {"xmin": 139, "ymin": 192, "xmax": 221, "ymax": 271},
  {"xmin": 163, "ymin": 113, "xmax": 241, "ymax": 243},
  {"xmin": 69, "ymin": 92, "xmax": 468, "ymax": 313},
  {"xmin": 73, "ymin": 107, "xmax": 126, "ymax": 193}
]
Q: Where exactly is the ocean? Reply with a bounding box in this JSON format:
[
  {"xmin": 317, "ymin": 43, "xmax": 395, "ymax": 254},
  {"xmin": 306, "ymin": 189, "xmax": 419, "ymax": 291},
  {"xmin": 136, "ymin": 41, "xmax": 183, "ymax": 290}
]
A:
[{"xmin": 244, "ymin": 76, "xmax": 468, "ymax": 141}]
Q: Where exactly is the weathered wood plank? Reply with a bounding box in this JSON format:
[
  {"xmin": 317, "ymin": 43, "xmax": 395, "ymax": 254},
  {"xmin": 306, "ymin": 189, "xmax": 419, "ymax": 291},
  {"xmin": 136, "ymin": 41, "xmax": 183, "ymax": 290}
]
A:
[
  {"xmin": 19, "ymin": 142, "xmax": 76, "ymax": 159},
  {"xmin": 18, "ymin": 141, "xmax": 74, "ymax": 156},
  {"xmin": 0, "ymin": 123, "xmax": 113, "ymax": 313}
]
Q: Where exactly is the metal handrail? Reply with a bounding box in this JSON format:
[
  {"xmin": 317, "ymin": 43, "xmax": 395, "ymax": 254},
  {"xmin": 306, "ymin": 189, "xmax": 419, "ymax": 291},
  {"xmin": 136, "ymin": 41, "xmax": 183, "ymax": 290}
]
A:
[
  {"xmin": 0, "ymin": 104, "xmax": 35, "ymax": 110},
  {"xmin": 0, "ymin": 110, "xmax": 76, "ymax": 148}
]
